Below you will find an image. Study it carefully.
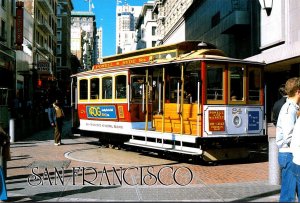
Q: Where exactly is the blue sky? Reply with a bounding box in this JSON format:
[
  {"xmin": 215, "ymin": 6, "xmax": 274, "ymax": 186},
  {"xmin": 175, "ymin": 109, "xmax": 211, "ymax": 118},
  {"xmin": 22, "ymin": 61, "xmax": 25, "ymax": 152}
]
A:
[{"xmin": 72, "ymin": 0, "xmax": 148, "ymax": 57}]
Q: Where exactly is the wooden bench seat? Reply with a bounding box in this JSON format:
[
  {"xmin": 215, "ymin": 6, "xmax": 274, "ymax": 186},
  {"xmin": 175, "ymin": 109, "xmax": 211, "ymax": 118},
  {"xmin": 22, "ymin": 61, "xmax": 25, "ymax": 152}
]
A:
[{"xmin": 153, "ymin": 103, "xmax": 202, "ymax": 135}]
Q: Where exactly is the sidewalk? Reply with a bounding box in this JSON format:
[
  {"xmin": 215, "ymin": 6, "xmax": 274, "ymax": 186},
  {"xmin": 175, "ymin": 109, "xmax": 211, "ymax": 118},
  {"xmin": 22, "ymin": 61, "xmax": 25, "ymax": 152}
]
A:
[{"xmin": 5, "ymin": 120, "xmax": 281, "ymax": 202}]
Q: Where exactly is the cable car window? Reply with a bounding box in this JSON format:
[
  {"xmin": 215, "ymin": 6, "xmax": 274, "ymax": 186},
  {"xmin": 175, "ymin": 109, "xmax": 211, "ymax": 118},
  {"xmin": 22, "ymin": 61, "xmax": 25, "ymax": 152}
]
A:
[
  {"xmin": 230, "ymin": 66, "xmax": 244, "ymax": 101},
  {"xmin": 248, "ymin": 68, "xmax": 261, "ymax": 101},
  {"xmin": 90, "ymin": 78, "xmax": 99, "ymax": 99},
  {"xmin": 115, "ymin": 75, "xmax": 127, "ymax": 99},
  {"xmin": 79, "ymin": 79, "xmax": 88, "ymax": 100},
  {"xmin": 169, "ymin": 77, "xmax": 181, "ymax": 103},
  {"xmin": 207, "ymin": 66, "xmax": 223, "ymax": 100},
  {"xmin": 102, "ymin": 76, "xmax": 112, "ymax": 99},
  {"xmin": 185, "ymin": 61, "xmax": 200, "ymax": 103},
  {"xmin": 131, "ymin": 76, "xmax": 145, "ymax": 100}
]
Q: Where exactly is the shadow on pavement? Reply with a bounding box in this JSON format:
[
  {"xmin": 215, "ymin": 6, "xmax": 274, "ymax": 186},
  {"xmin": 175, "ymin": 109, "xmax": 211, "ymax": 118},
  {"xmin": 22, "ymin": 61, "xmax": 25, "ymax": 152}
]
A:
[
  {"xmin": 231, "ymin": 189, "xmax": 280, "ymax": 202},
  {"xmin": 7, "ymin": 185, "xmax": 120, "ymax": 202}
]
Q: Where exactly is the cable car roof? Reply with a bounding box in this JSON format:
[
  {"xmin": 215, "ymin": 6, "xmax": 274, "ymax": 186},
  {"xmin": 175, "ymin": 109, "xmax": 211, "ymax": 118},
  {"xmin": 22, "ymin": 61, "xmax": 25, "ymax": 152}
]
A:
[{"xmin": 72, "ymin": 47, "xmax": 265, "ymax": 78}]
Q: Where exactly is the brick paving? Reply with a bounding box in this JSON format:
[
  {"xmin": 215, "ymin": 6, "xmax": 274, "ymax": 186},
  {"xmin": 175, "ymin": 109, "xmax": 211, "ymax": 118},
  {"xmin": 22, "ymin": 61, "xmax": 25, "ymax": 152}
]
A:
[{"xmin": 4, "ymin": 120, "xmax": 280, "ymax": 202}]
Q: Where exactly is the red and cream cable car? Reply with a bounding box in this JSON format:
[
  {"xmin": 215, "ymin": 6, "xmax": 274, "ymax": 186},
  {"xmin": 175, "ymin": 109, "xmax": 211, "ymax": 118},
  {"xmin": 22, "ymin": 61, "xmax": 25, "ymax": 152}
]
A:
[{"xmin": 71, "ymin": 41, "xmax": 267, "ymax": 161}]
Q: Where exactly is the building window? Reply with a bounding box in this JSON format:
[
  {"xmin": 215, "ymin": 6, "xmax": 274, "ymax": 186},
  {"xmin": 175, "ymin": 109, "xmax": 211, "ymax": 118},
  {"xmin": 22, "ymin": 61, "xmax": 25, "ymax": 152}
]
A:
[
  {"xmin": 211, "ymin": 12, "xmax": 220, "ymax": 28},
  {"xmin": 56, "ymin": 57, "xmax": 61, "ymax": 67},
  {"xmin": 57, "ymin": 31, "xmax": 62, "ymax": 41},
  {"xmin": 152, "ymin": 41, "xmax": 156, "ymax": 47},
  {"xmin": 57, "ymin": 44, "xmax": 61, "ymax": 54},
  {"xmin": 0, "ymin": 20, "xmax": 5, "ymax": 40},
  {"xmin": 152, "ymin": 26, "xmax": 156, "ymax": 36},
  {"xmin": 57, "ymin": 5, "xmax": 61, "ymax": 15},
  {"xmin": 1, "ymin": 0, "xmax": 5, "ymax": 8},
  {"xmin": 57, "ymin": 18, "xmax": 62, "ymax": 28}
]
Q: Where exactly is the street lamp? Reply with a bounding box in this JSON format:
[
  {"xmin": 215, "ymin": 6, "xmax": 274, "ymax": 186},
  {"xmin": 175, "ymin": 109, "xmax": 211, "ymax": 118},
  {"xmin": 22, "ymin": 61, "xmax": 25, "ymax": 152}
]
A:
[{"xmin": 259, "ymin": 0, "xmax": 273, "ymax": 16}]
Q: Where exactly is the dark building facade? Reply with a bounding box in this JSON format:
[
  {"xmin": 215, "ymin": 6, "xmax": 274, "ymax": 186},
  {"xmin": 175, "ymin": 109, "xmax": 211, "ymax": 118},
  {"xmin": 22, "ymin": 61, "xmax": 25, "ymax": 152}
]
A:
[{"xmin": 185, "ymin": 0, "xmax": 261, "ymax": 59}]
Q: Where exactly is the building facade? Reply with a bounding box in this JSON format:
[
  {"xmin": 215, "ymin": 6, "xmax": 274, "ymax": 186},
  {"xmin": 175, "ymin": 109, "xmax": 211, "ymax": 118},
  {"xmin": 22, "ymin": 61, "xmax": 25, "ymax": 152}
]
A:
[
  {"xmin": 16, "ymin": 2, "xmax": 34, "ymax": 107},
  {"xmin": 0, "ymin": 0, "xmax": 16, "ymax": 128},
  {"xmin": 71, "ymin": 11, "xmax": 96, "ymax": 70},
  {"xmin": 116, "ymin": 4, "xmax": 141, "ymax": 54},
  {"xmin": 135, "ymin": 1, "xmax": 158, "ymax": 50},
  {"xmin": 246, "ymin": 0, "xmax": 300, "ymax": 120},
  {"xmin": 153, "ymin": 0, "xmax": 261, "ymax": 59},
  {"xmin": 56, "ymin": 0, "xmax": 73, "ymax": 101},
  {"xmin": 31, "ymin": 0, "xmax": 57, "ymax": 85},
  {"xmin": 96, "ymin": 27, "xmax": 103, "ymax": 64}
]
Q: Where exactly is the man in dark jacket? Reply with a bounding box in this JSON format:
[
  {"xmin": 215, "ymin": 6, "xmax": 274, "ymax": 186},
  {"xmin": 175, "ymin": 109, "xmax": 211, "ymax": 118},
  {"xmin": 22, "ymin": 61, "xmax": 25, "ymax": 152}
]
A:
[
  {"xmin": 48, "ymin": 99, "xmax": 64, "ymax": 145},
  {"xmin": 272, "ymin": 84, "xmax": 287, "ymax": 126}
]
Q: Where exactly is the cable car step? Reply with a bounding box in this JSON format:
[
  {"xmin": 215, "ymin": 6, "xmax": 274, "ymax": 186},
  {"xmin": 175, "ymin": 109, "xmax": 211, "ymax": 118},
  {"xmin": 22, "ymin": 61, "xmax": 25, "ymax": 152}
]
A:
[{"xmin": 124, "ymin": 139, "xmax": 202, "ymax": 155}]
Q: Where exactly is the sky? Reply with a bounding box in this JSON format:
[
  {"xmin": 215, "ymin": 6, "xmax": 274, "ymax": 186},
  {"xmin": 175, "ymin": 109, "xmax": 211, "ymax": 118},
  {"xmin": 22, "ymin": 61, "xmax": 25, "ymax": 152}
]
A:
[{"xmin": 72, "ymin": 0, "xmax": 148, "ymax": 57}]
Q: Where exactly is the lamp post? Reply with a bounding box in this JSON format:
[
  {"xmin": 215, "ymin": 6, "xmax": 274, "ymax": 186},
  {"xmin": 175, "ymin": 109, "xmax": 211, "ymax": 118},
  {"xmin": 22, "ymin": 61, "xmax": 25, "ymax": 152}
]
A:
[{"xmin": 259, "ymin": 0, "xmax": 273, "ymax": 16}]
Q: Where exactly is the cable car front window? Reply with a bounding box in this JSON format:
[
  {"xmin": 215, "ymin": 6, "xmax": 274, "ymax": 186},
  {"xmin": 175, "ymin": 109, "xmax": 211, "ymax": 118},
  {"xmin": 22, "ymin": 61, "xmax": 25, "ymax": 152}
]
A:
[
  {"xmin": 207, "ymin": 66, "xmax": 223, "ymax": 100},
  {"xmin": 230, "ymin": 66, "xmax": 244, "ymax": 101},
  {"xmin": 248, "ymin": 68, "xmax": 261, "ymax": 101}
]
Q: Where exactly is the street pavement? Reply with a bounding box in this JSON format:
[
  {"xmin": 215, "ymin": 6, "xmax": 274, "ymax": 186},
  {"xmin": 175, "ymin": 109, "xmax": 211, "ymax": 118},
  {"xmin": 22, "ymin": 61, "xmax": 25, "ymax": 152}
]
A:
[{"xmin": 5, "ymin": 119, "xmax": 281, "ymax": 202}]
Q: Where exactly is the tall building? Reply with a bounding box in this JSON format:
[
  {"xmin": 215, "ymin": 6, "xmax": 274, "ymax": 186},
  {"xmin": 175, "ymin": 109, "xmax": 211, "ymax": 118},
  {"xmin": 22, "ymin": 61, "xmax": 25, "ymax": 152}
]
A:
[
  {"xmin": 96, "ymin": 27, "xmax": 103, "ymax": 63},
  {"xmin": 135, "ymin": 1, "xmax": 158, "ymax": 49},
  {"xmin": 153, "ymin": 0, "xmax": 193, "ymax": 46},
  {"xmin": 22, "ymin": 0, "xmax": 58, "ymax": 105},
  {"xmin": 116, "ymin": 4, "xmax": 142, "ymax": 54},
  {"xmin": 56, "ymin": 0, "xmax": 73, "ymax": 102},
  {"xmin": 71, "ymin": 11, "xmax": 96, "ymax": 70},
  {"xmin": 153, "ymin": 0, "xmax": 260, "ymax": 59}
]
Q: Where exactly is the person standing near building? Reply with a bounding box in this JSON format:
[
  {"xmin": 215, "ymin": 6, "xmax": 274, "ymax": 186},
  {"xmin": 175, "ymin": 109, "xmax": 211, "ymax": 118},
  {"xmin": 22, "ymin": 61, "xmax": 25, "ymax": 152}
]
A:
[
  {"xmin": 272, "ymin": 84, "xmax": 287, "ymax": 126},
  {"xmin": 48, "ymin": 99, "xmax": 65, "ymax": 146},
  {"xmin": 276, "ymin": 77, "xmax": 300, "ymax": 202}
]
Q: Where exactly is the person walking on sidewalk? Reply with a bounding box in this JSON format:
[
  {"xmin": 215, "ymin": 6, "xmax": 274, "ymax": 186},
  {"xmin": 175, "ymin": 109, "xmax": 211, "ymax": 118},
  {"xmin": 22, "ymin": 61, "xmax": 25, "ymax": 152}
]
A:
[
  {"xmin": 276, "ymin": 77, "xmax": 300, "ymax": 202},
  {"xmin": 48, "ymin": 99, "xmax": 65, "ymax": 146}
]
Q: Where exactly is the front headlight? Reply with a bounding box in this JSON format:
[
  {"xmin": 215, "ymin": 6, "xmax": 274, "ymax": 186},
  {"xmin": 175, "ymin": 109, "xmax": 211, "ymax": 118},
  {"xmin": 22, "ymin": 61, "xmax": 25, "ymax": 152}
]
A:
[{"xmin": 233, "ymin": 115, "xmax": 242, "ymax": 127}]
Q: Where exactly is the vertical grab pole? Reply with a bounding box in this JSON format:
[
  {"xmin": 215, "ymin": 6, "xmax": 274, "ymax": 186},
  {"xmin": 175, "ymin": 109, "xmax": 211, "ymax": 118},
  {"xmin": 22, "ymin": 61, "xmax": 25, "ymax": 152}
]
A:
[
  {"xmin": 127, "ymin": 84, "xmax": 130, "ymax": 112},
  {"xmin": 197, "ymin": 81, "xmax": 200, "ymax": 136},
  {"xmin": 201, "ymin": 60, "xmax": 206, "ymax": 136},
  {"xmin": 177, "ymin": 82, "xmax": 180, "ymax": 114},
  {"xmin": 158, "ymin": 83, "xmax": 161, "ymax": 113},
  {"xmin": 180, "ymin": 64, "xmax": 184, "ymax": 136},
  {"xmin": 162, "ymin": 67, "xmax": 166, "ymax": 134},
  {"xmin": 142, "ymin": 84, "xmax": 145, "ymax": 113},
  {"xmin": 162, "ymin": 67, "xmax": 165, "ymax": 145},
  {"xmin": 145, "ymin": 69, "xmax": 149, "ymax": 131}
]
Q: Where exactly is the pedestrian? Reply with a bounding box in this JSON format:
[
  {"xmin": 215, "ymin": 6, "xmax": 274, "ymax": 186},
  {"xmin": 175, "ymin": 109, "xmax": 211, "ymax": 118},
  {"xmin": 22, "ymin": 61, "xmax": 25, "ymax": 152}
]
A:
[
  {"xmin": 276, "ymin": 77, "xmax": 300, "ymax": 202},
  {"xmin": 272, "ymin": 84, "xmax": 287, "ymax": 126},
  {"xmin": 0, "ymin": 126, "xmax": 10, "ymax": 201},
  {"xmin": 48, "ymin": 99, "xmax": 65, "ymax": 146}
]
